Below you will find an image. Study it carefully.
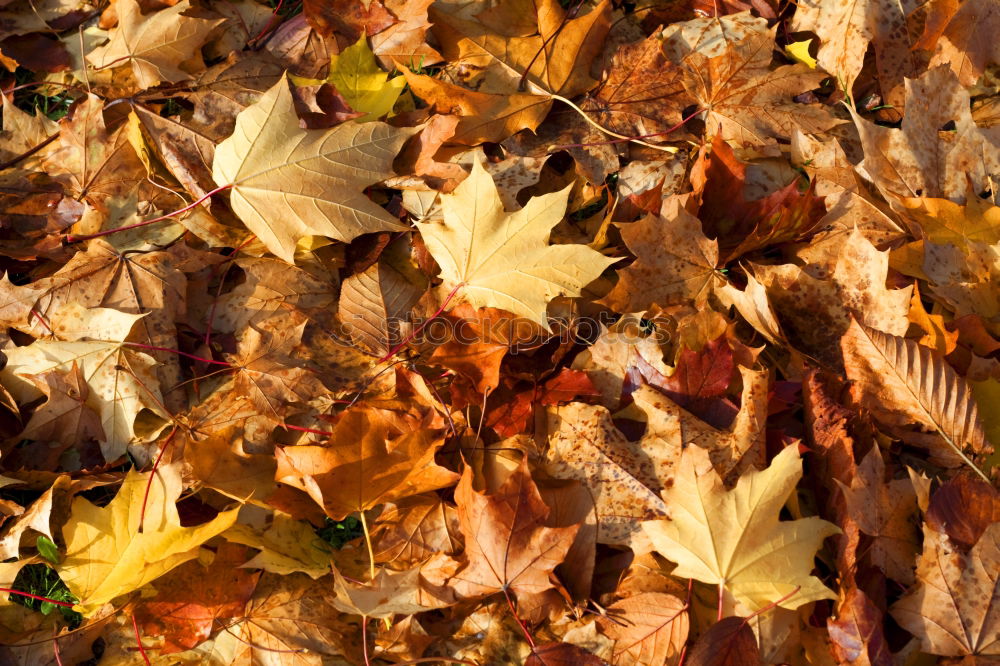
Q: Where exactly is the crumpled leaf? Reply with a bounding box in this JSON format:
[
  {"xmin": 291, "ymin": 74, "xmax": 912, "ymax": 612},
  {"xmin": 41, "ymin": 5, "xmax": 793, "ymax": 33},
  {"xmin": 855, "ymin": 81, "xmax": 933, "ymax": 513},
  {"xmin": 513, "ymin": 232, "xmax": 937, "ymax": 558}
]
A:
[
  {"xmin": 0, "ymin": 304, "xmax": 169, "ymax": 461},
  {"xmin": 274, "ymin": 406, "xmax": 459, "ymax": 520},
  {"xmin": 212, "ymin": 75, "xmax": 415, "ymax": 263},
  {"xmin": 416, "ymin": 159, "xmax": 618, "ymax": 328},
  {"xmin": 642, "ymin": 444, "xmax": 839, "ymax": 611},
  {"xmin": 56, "ymin": 463, "xmax": 239, "ymax": 616}
]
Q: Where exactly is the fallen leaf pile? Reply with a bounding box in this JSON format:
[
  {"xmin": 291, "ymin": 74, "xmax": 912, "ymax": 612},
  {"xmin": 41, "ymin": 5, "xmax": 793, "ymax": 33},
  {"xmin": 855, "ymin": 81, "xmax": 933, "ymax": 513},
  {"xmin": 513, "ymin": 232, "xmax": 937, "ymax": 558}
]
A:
[{"xmin": 0, "ymin": 0, "xmax": 998, "ymax": 663}]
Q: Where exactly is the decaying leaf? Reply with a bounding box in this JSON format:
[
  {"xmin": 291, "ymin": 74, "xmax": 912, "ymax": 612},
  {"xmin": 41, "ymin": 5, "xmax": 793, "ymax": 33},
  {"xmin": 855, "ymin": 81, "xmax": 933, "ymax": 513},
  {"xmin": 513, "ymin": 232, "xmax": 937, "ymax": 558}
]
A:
[{"xmin": 891, "ymin": 523, "xmax": 1000, "ymax": 656}]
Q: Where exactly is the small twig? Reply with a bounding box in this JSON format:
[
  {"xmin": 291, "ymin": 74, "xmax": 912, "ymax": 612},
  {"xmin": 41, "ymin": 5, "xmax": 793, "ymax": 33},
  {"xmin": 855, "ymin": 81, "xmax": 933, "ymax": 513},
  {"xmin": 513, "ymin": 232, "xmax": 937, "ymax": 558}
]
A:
[
  {"xmin": 125, "ymin": 342, "xmax": 232, "ymax": 367},
  {"xmin": 52, "ymin": 632, "xmax": 64, "ymax": 666},
  {"xmin": 282, "ymin": 423, "xmax": 336, "ymax": 437},
  {"xmin": 361, "ymin": 616, "xmax": 372, "ymax": 666},
  {"xmin": 741, "ymin": 585, "xmax": 802, "ymax": 624},
  {"xmin": 138, "ymin": 427, "xmax": 178, "ymax": 532},
  {"xmin": 549, "ymin": 94, "xmax": 679, "ymax": 153},
  {"xmin": 359, "ymin": 511, "xmax": 376, "ymax": 581}
]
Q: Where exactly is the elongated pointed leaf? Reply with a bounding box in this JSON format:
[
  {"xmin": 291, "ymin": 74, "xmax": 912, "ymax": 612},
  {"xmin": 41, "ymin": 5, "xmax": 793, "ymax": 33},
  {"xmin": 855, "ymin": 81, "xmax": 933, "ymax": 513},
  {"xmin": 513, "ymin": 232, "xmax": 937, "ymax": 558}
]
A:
[{"xmin": 841, "ymin": 319, "xmax": 992, "ymax": 477}]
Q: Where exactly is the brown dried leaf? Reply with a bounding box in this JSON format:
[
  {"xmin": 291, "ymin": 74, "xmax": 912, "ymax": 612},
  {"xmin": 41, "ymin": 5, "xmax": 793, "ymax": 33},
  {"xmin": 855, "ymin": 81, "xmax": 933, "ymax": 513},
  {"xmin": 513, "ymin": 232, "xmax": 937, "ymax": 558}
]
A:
[
  {"xmin": 274, "ymin": 407, "xmax": 458, "ymax": 520},
  {"xmin": 596, "ymin": 592, "xmax": 689, "ymax": 666},
  {"xmin": 601, "ymin": 196, "xmax": 724, "ymax": 313},
  {"xmin": 891, "ymin": 523, "xmax": 1000, "ymax": 656},
  {"xmin": 449, "ymin": 457, "xmax": 578, "ymax": 602},
  {"xmin": 841, "ymin": 318, "xmax": 993, "ymax": 475},
  {"xmin": 836, "ymin": 447, "xmax": 919, "ymax": 583}
]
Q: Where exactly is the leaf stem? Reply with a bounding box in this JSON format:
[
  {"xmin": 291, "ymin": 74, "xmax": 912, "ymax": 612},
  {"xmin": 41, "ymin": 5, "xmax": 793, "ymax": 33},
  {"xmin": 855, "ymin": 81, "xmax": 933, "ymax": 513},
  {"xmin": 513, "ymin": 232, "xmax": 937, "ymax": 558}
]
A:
[
  {"xmin": 139, "ymin": 427, "xmax": 177, "ymax": 532},
  {"xmin": 131, "ymin": 614, "xmax": 152, "ymax": 666},
  {"xmin": 359, "ymin": 510, "xmax": 376, "ymax": 581},
  {"xmin": 503, "ymin": 587, "xmax": 536, "ymax": 650},
  {"xmin": 0, "ymin": 588, "xmax": 74, "ymax": 607},
  {"xmin": 282, "ymin": 423, "xmax": 336, "ymax": 437},
  {"xmin": 125, "ymin": 342, "xmax": 232, "ymax": 367},
  {"xmin": 549, "ymin": 94, "xmax": 679, "ymax": 153},
  {"xmin": 742, "ymin": 585, "xmax": 801, "ymax": 624},
  {"xmin": 64, "ymin": 183, "xmax": 232, "ymax": 244},
  {"xmin": 361, "ymin": 617, "xmax": 372, "ymax": 666}
]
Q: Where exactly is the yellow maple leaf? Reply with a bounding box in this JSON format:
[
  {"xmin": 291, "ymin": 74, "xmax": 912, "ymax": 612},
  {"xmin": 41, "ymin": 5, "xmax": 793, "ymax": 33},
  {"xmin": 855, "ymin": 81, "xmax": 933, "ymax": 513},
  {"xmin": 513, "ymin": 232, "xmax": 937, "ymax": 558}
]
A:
[
  {"xmin": 292, "ymin": 36, "xmax": 406, "ymax": 122},
  {"xmin": 56, "ymin": 463, "xmax": 239, "ymax": 616},
  {"xmin": 212, "ymin": 76, "xmax": 415, "ymax": 263},
  {"xmin": 415, "ymin": 159, "xmax": 618, "ymax": 328},
  {"xmin": 642, "ymin": 444, "xmax": 839, "ymax": 612}
]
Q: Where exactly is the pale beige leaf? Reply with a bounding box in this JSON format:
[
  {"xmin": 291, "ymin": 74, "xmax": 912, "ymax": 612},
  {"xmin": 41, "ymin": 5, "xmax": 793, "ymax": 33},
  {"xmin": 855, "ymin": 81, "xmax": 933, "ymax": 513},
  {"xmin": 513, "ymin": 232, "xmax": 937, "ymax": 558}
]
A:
[{"xmin": 212, "ymin": 76, "xmax": 415, "ymax": 263}]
